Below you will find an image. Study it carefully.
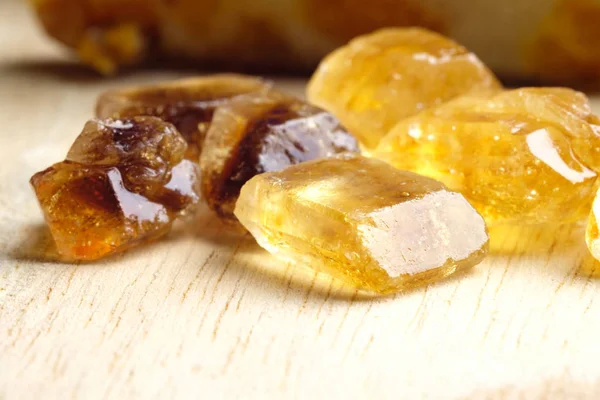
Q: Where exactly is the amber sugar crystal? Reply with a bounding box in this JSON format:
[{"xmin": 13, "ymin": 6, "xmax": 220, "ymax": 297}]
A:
[
  {"xmin": 234, "ymin": 154, "xmax": 489, "ymax": 294},
  {"xmin": 30, "ymin": 117, "xmax": 201, "ymax": 261},
  {"xmin": 374, "ymin": 87, "xmax": 600, "ymax": 225},
  {"xmin": 200, "ymin": 91, "xmax": 360, "ymax": 220},
  {"xmin": 96, "ymin": 74, "xmax": 269, "ymax": 160},
  {"xmin": 307, "ymin": 27, "xmax": 501, "ymax": 148}
]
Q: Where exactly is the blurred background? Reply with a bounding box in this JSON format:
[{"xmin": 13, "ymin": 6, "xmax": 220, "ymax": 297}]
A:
[{"xmin": 25, "ymin": 0, "xmax": 600, "ymax": 88}]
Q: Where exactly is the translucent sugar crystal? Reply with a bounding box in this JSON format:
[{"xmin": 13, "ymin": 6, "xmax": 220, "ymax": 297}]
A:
[
  {"xmin": 234, "ymin": 154, "xmax": 489, "ymax": 293},
  {"xmin": 307, "ymin": 28, "xmax": 501, "ymax": 148},
  {"xmin": 375, "ymin": 87, "xmax": 600, "ymax": 225},
  {"xmin": 200, "ymin": 91, "xmax": 360, "ymax": 220},
  {"xmin": 30, "ymin": 117, "xmax": 200, "ymax": 260}
]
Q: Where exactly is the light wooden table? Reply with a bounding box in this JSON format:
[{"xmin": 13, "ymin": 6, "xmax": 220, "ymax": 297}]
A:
[{"xmin": 2, "ymin": 2, "xmax": 600, "ymax": 399}]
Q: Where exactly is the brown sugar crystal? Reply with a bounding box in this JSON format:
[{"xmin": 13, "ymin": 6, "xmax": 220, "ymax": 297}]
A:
[
  {"xmin": 200, "ymin": 91, "xmax": 361, "ymax": 220},
  {"xmin": 30, "ymin": 117, "xmax": 201, "ymax": 261}
]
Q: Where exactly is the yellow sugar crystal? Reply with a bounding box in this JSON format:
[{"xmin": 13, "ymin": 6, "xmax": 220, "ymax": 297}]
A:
[
  {"xmin": 234, "ymin": 154, "xmax": 489, "ymax": 294},
  {"xmin": 307, "ymin": 27, "xmax": 500, "ymax": 148},
  {"xmin": 375, "ymin": 87, "xmax": 600, "ymax": 225}
]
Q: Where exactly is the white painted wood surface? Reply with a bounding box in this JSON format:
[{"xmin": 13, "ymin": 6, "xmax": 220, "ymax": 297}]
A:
[{"xmin": 1, "ymin": 2, "xmax": 600, "ymax": 399}]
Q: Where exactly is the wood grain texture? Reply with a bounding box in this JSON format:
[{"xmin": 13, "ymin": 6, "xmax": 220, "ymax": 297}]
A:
[{"xmin": 1, "ymin": 1, "xmax": 600, "ymax": 399}]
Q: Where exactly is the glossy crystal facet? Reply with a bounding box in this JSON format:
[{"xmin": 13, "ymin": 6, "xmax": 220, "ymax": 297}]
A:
[
  {"xmin": 234, "ymin": 154, "xmax": 489, "ymax": 293},
  {"xmin": 30, "ymin": 117, "xmax": 201, "ymax": 261},
  {"xmin": 374, "ymin": 87, "xmax": 600, "ymax": 225},
  {"xmin": 307, "ymin": 27, "xmax": 501, "ymax": 148}
]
